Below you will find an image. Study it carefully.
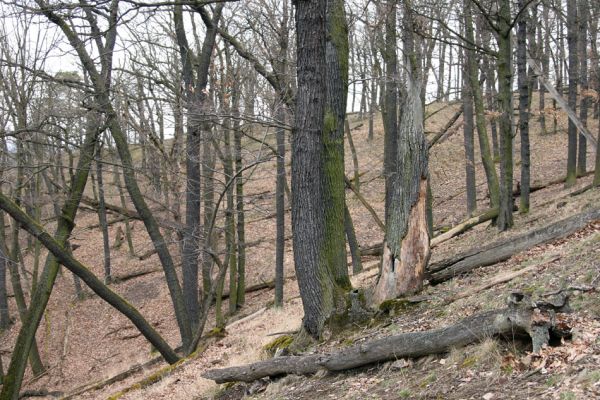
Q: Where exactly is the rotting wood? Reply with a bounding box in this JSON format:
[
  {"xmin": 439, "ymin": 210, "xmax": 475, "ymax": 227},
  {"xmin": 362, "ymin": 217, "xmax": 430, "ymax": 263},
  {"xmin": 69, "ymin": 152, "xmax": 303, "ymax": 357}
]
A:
[
  {"xmin": 202, "ymin": 292, "xmax": 571, "ymax": 383},
  {"xmin": 428, "ymin": 207, "xmax": 600, "ymax": 284}
]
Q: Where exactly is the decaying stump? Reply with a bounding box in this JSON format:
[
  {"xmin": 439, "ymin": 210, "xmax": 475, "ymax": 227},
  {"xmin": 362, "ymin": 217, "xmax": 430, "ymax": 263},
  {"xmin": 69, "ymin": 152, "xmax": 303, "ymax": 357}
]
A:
[{"xmin": 202, "ymin": 292, "xmax": 571, "ymax": 384}]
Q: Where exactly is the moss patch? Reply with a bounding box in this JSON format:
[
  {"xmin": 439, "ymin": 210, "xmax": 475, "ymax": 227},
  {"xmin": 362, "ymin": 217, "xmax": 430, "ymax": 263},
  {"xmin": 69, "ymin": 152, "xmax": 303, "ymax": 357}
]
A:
[{"xmin": 263, "ymin": 335, "xmax": 294, "ymax": 357}]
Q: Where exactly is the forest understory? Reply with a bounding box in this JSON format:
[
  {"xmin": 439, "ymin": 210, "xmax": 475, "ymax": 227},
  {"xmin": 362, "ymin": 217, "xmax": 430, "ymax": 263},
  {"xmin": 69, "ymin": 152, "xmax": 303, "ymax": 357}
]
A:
[{"xmin": 1, "ymin": 96, "xmax": 599, "ymax": 400}]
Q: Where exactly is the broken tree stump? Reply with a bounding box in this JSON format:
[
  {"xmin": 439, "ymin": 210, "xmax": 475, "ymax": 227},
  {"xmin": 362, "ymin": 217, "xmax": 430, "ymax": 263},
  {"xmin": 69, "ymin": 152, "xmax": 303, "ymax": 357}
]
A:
[{"xmin": 202, "ymin": 292, "xmax": 571, "ymax": 384}]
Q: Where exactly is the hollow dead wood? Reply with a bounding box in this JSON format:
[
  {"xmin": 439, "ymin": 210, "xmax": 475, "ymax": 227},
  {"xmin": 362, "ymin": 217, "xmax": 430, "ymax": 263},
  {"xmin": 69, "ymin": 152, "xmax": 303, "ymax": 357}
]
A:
[{"xmin": 202, "ymin": 292, "xmax": 571, "ymax": 384}]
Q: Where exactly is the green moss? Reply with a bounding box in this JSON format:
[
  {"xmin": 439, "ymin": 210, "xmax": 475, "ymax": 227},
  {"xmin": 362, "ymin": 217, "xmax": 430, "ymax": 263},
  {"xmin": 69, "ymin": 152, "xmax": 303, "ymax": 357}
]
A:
[
  {"xmin": 206, "ymin": 327, "xmax": 227, "ymax": 338},
  {"xmin": 398, "ymin": 388, "xmax": 413, "ymax": 398},
  {"xmin": 263, "ymin": 335, "xmax": 294, "ymax": 356}
]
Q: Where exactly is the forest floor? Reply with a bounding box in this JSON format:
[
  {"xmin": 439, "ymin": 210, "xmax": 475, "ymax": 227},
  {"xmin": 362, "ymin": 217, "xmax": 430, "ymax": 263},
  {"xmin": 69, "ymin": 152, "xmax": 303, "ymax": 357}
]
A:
[{"xmin": 1, "ymin": 95, "xmax": 600, "ymax": 399}]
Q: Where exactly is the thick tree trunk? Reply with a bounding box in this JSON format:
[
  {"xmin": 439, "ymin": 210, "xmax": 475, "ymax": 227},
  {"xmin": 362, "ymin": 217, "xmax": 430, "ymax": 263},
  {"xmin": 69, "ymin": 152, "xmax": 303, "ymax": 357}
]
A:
[
  {"xmin": 382, "ymin": 0, "xmax": 398, "ymax": 225},
  {"xmin": 203, "ymin": 292, "xmax": 571, "ymax": 383},
  {"xmin": 323, "ymin": 0, "xmax": 351, "ymax": 289},
  {"xmin": 292, "ymin": 0, "xmax": 343, "ymax": 338},
  {"xmin": 374, "ymin": 8, "xmax": 429, "ymax": 303}
]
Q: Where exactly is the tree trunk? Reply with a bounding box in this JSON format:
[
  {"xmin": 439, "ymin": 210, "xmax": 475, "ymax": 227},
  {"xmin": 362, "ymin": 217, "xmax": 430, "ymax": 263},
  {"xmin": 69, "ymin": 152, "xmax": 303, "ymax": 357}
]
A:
[
  {"xmin": 465, "ymin": 3, "xmax": 500, "ymax": 209},
  {"xmin": 274, "ymin": 107, "xmax": 286, "ymax": 307},
  {"xmin": 495, "ymin": 1, "xmax": 515, "ymax": 231},
  {"xmin": 95, "ymin": 141, "xmax": 112, "ymax": 283},
  {"xmin": 517, "ymin": 0, "xmax": 531, "ymax": 213},
  {"xmin": 344, "ymin": 204, "xmax": 363, "ymax": 274},
  {"xmin": 374, "ymin": 5, "xmax": 430, "ymax": 304},
  {"xmin": 382, "ymin": 0, "xmax": 398, "ymax": 225},
  {"xmin": 292, "ymin": 0, "xmax": 345, "ymax": 338},
  {"xmin": 203, "ymin": 292, "xmax": 570, "ymax": 383},
  {"xmin": 577, "ymin": 0, "xmax": 589, "ymax": 176},
  {"xmin": 323, "ymin": 0, "xmax": 351, "ymax": 289},
  {"xmin": 462, "ymin": 48, "xmax": 477, "ymax": 216},
  {"xmin": 565, "ymin": 0, "xmax": 579, "ymax": 187}
]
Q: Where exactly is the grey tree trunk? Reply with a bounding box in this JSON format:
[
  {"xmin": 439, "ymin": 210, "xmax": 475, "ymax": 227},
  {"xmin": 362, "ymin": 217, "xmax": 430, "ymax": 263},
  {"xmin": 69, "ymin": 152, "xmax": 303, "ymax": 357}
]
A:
[
  {"xmin": 465, "ymin": 5, "xmax": 500, "ymax": 209},
  {"xmin": 517, "ymin": 0, "xmax": 531, "ymax": 213},
  {"xmin": 323, "ymin": 0, "xmax": 351, "ymax": 289},
  {"xmin": 274, "ymin": 108, "xmax": 286, "ymax": 307},
  {"xmin": 495, "ymin": 0, "xmax": 515, "ymax": 231},
  {"xmin": 373, "ymin": 3, "xmax": 430, "ymax": 304},
  {"xmin": 565, "ymin": 0, "xmax": 579, "ymax": 187},
  {"xmin": 382, "ymin": 0, "xmax": 398, "ymax": 225},
  {"xmin": 577, "ymin": 0, "xmax": 589, "ymax": 176},
  {"xmin": 462, "ymin": 48, "xmax": 477, "ymax": 217},
  {"xmin": 292, "ymin": 0, "xmax": 339, "ymax": 337},
  {"xmin": 344, "ymin": 204, "xmax": 363, "ymax": 274},
  {"xmin": 95, "ymin": 140, "xmax": 112, "ymax": 283}
]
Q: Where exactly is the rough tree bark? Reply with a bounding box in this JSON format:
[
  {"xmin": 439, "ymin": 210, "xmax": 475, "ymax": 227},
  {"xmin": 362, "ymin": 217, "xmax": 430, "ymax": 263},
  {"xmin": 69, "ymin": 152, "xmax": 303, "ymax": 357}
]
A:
[{"xmin": 373, "ymin": 3, "xmax": 430, "ymax": 304}]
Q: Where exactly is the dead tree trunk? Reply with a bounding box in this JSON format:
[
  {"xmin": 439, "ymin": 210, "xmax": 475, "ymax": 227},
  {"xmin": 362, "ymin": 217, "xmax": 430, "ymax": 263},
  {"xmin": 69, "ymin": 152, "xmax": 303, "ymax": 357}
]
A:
[
  {"xmin": 428, "ymin": 207, "xmax": 600, "ymax": 284},
  {"xmin": 202, "ymin": 292, "xmax": 571, "ymax": 383}
]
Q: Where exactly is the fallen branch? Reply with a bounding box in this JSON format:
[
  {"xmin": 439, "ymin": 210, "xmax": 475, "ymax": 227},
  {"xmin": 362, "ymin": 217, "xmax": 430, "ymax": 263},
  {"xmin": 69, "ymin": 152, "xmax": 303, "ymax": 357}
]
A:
[
  {"xmin": 428, "ymin": 104, "xmax": 464, "ymax": 149},
  {"xmin": 80, "ymin": 195, "xmax": 185, "ymax": 232},
  {"xmin": 360, "ymin": 208, "xmax": 500, "ymax": 257},
  {"xmin": 431, "ymin": 208, "xmax": 498, "ymax": 247},
  {"xmin": 202, "ymin": 292, "xmax": 571, "ymax": 383},
  {"xmin": 345, "ymin": 176, "xmax": 385, "ymax": 231},
  {"xmin": 112, "ymin": 268, "xmax": 161, "ymax": 283},
  {"xmin": 428, "ymin": 207, "xmax": 600, "ymax": 284}
]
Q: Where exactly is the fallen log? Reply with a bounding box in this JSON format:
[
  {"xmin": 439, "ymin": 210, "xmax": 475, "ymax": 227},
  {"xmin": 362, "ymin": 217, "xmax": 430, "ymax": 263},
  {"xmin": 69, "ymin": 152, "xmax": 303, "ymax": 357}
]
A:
[
  {"xmin": 202, "ymin": 292, "xmax": 570, "ymax": 383},
  {"xmin": 513, "ymin": 170, "xmax": 595, "ymax": 197},
  {"xmin": 428, "ymin": 207, "xmax": 600, "ymax": 284},
  {"xmin": 431, "ymin": 208, "xmax": 498, "ymax": 247}
]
